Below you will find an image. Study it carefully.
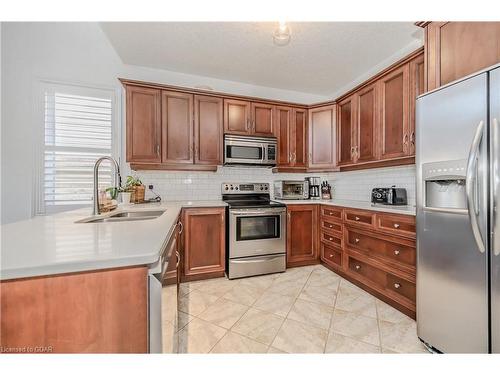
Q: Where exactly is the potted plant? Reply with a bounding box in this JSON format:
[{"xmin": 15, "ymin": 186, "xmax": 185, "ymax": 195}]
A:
[{"xmin": 125, "ymin": 175, "xmax": 145, "ymax": 203}]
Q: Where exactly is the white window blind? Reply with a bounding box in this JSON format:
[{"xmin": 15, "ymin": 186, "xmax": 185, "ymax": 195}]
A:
[{"xmin": 38, "ymin": 84, "xmax": 116, "ymax": 214}]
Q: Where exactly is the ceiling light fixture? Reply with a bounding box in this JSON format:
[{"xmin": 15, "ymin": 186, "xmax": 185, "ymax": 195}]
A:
[{"xmin": 273, "ymin": 21, "xmax": 291, "ymax": 46}]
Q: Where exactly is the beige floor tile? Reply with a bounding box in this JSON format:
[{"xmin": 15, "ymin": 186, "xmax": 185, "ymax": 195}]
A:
[
  {"xmin": 267, "ymin": 346, "xmax": 287, "ymax": 354},
  {"xmin": 267, "ymin": 278, "xmax": 306, "ymax": 298},
  {"xmin": 222, "ymin": 283, "xmax": 264, "ymax": 306},
  {"xmin": 231, "ymin": 308, "xmax": 284, "ymax": 345},
  {"xmin": 335, "ymin": 284, "xmax": 377, "ymax": 318},
  {"xmin": 325, "ymin": 332, "xmax": 381, "ymax": 353},
  {"xmin": 162, "ymin": 321, "xmax": 178, "ymax": 353},
  {"xmin": 178, "ymin": 290, "xmax": 220, "ymax": 316},
  {"xmin": 179, "ymin": 280, "xmax": 204, "ymax": 296},
  {"xmin": 306, "ymin": 270, "xmax": 341, "ymax": 290},
  {"xmin": 376, "ymin": 300, "xmax": 411, "ymax": 324},
  {"xmin": 379, "ymin": 319, "xmax": 428, "ymax": 353},
  {"xmin": 331, "ymin": 309, "xmax": 380, "ymax": 346},
  {"xmin": 253, "ymin": 291, "xmax": 295, "ymax": 317},
  {"xmin": 275, "ymin": 268, "xmax": 311, "ymax": 285},
  {"xmin": 298, "ymin": 284, "xmax": 337, "ymax": 307},
  {"xmin": 195, "ymin": 277, "xmax": 240, "ymax": 297},
  {"xmin": 178, "ymin": 317, "xmax": 227, "ymax": 353},
  {"xmin": 198, "ymin": 298, "xmax": 249, "ymax": 329},
  {"xmin": 210, "ymin": 331, "xmax": 268, "ymax": 353},
  {"xmin": 239, "ymin": 273, "xmax": 280, "ymax": 290},
  {"xmin": 272, "ymin": 319, "xmax": 328, "ymax": 353},
  {"xmin": 176, "ymin": 311, "xmax": 194, "ymax": 331},
  {"xmin": 288, "ymin": 299, "xmax": 333, "ymax": 330}
]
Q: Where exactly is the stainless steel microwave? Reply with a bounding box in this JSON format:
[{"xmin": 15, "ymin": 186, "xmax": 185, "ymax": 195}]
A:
[{"xmin": 224, "ymin": 135, "xmax": 277, "ymax": 166}]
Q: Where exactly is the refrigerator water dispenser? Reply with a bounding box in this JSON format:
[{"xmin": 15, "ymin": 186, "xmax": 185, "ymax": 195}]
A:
[{"xmin": 423, "ymin": 160, "xmax": 467, "ymax": 210}]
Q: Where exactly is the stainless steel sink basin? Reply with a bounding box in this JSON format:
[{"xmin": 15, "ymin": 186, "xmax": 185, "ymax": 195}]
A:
[{"xmin": 76, "ymin": 210, "xmax": 165, "ymax": 223}]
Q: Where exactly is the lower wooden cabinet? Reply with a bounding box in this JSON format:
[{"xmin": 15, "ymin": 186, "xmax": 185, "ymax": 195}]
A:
[
  {"xmin": 286, "ymin": 204, "xmax": 319, "ymax": 267},
  {"xmin": 181, "ymin": 207, "xmax": 226, "ymax": 281}
]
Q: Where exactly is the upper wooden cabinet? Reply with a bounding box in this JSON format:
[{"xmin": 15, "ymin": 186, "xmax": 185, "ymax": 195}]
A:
[
  {"xmin": 224, "ymin": 99, "xmax": 275, "ymax": 137},
  {"xmin": 409, "ymin": 53, "xmax": 425, "ymax": 156},
  {"xmin": 308, "ymin": 105, "xmax": 337, "ymax": 170},
  {"xmin": 422, "ymin": 22, "xmax": 500, "ymax": 91},
  {"xmin": 378, "ymin": 64, "xmax": 410, "ymax": 160},
  {"xmin": 337, "ymin": 95, "xmax": 356, "ymax": 166},
  {"xmin": 194, "ymin": 95, "xmax": 223, "ymax": 165},
  {"xmin": 126, "ymin": 86, "xmax": 161, "ymax": 163},
  {"xmin": 276, "ymin": 106, "xmax": 307, "ymax": 169},
  {"xmin": 356, "ymin": 83, "xmax": 379, "ymax": 163},
  {"xmin": 161, "ymin": 91, "xmax": 193, "ymax": 164}
]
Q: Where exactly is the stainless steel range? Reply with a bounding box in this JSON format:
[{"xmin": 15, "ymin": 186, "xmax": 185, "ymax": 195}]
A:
[{"xmin": 222, "ymin": 183, "xmax": 286, "ymax": 279}]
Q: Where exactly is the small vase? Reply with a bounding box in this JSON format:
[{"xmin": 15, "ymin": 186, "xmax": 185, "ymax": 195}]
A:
[{"xmin": 119, "ymin": 192, "xmax": 131, "ymax": 205}]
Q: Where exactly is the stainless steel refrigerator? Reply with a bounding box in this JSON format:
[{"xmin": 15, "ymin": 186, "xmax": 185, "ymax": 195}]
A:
[{"xmin": 416, "ymin": 64, "xmax": 500, "ymax": 353}]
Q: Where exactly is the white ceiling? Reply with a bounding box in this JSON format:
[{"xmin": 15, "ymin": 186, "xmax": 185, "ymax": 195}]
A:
[{"xmin": 100, "ymin": 22, "xmax": 423, "ymax": 98}]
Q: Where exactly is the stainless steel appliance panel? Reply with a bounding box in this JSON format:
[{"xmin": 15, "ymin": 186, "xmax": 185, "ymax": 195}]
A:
[
  {"xmin": 274, "ymin": 180, "xmax": 309, "ymax": 200},
  {"xmin": 228, "ymin": 254, "xmax": 286, "ymax": 279},
  {"xmin": 416, "ymin": 72, "xmax": 489, "ymax": 353},
  {"xmin": 229, "ymin": 207, "xmax": 286, "ymax": 258},
  {"xmin": 490, "ymin": 67, "xmax": 500, "ymax": 353},
  {"xmin": 224, "ymin": 135, "xmax": 277, "ymax": 166}
]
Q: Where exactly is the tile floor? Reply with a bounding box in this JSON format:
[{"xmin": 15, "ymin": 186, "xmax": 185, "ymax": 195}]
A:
[{"xmin": 162, "ymin": 264, "xmax": 429, "ymax": 354}]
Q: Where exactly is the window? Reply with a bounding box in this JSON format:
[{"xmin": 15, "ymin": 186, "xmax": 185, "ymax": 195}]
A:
[{"xmin": 36, "ymin": 83, "xmax": 118, "ymax": 214}]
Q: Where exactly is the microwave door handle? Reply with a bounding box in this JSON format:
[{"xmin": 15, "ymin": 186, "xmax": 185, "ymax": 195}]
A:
[
  {"xmin": 466, "ymin": 120, "xmax": 486, "ymax": 254},
  {"xmin": 493, "ymin": 118, "xmax": 500, "ymax": 256}
]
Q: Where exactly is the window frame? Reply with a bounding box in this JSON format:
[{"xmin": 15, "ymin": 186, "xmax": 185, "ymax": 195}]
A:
[{"xmin": 34, "ymin": 80, "xmax": 121, "ymax": 215}]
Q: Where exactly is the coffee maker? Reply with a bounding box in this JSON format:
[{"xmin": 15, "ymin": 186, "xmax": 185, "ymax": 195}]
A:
[{"xmin": 306, "ymin": 177, "xmax": 321, "ymax": 200}]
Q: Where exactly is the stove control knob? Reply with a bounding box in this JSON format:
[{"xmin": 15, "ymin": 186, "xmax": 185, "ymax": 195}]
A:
[
  {"xmin": 224, "ymin": 186, "xmax": 229, "ymax": 190},
  {"xmin": 230, "ymin": 186, "xmax": 234, "ymax": 190},
  {"xmin": 265, "ymin": 186, "xmax": 268, "ymax": 190},
  {"xmin": 235, "ymin": 187, "xmax": 239, "ymax": 190}
]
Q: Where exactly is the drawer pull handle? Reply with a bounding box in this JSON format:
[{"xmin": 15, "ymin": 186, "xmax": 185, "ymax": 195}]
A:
[
  {"xmin": 394, "ymin": 283, "xmax": 401, "ymax": 289},
  {"xmin": 355, "ymin": 216, "xmax": 360, "ymax": 221},
  {"xmin": 329, "ymin": 254, "xmax": 334, "ymax": 258},
  {"xmin": 393, "ymin": 223, "xmax": 400, "ymax": 228},
  {"xmin": 354, "ymin": 238, "xmax": 360, "ymax": 243},
  {"xmin": 329, "ymin": 225, "xmax": 333, "ymax": 228},
  {"xmin": 329, "ymin": 237, "xmax": 334, "ymax": 241},
  {"xmin": 355, "ymin": 265, "xmax": 361, "ymax": 270},
  {"xmin": 394, "ymin": 250, "xmax": 400, "ymax": 255}
]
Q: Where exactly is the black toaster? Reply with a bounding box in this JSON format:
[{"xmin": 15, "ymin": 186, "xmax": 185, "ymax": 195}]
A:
[{"xmin": 371, "ymin": 186, "xmax": 408, "ymax": 206}]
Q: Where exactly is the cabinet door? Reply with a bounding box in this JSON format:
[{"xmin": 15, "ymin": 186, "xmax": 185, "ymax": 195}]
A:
[
  {"xmin": 355, "ymin": 84, "xmax": 379, "ymax": 163},
  {"xmin": 161, "ymin": 91, "xmax": 194, "ymax": 164},
  {"xmin": 126, "ymin": 86, "xmax": 161, "ymax": 163},
  {"xmin": 194, "ymin": 95, "xmax": 223, "ymax": 165},
  {"xmin": 182, "ymin": 207, "xmax": 226, "ymax": 280},
  {"xmin": 224, "ymin": 99, "xmax": 251, "ymax": 135},
  {"xmin": 292, "ymin": 108, "xmax": 307, "ymax": 168},
  {"xmin": 251, "ymin": 102, "xmax": 275, "ymax": 136},
  {"xmin": 379, "ymin": 65, "xmax": 410, "ymax": 159},
  {"xmin": 426, "ymin": 22, "xmax": 500, "ymax": 91},
  {"xmin": 286, "ymin": 205, "xmax": 319, "ymax": 266},
  {"xmin": 409, "ymin": 53, "xmax": 425, "ymax": 156},
  {"xmin": 337, "ymin": 95, "xmax": 356, "ymax": 166},
  {"xmin": 276, "ymin": 106, "xmax": 292, "ymax": 166},
  {"xmin": 308, "ymin": 105, "xmax": 336, "ymax": 169}
]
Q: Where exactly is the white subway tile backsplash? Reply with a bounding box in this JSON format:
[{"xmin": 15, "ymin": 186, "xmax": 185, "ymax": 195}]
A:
[{"xmin": 134, "ymin": 165, "xmax": 416, "ymax": 206}]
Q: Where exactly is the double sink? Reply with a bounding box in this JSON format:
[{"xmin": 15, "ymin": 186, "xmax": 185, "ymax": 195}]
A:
[{"xmin": 76, "ymin": 210, "xmax": 165, "ymax": 223}]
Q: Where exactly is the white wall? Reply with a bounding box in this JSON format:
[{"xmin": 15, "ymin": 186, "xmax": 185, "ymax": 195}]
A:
[{"xmin": 1, "ymin": 22, "xmax": 416, "ymax": 224}]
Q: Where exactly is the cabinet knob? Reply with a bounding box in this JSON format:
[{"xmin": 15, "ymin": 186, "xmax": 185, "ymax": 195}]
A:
[
  {"xmin": 393, "ymin": 223, "xmax": 400, "ymax": 228},
  {"xmin": 355, "ymin": 265, "xmax": 361, "ymax": 270},
  {"xmin": 329, "ymin": 212, "xmax": 333, "ymax": 216},
  {"xmin": 394, "ymin": 250, "xmax": 400, "ymax": 255},
  {"xmin": 394, "ymin": 283, "xmax": 401, "ymax": 289},
  {"xmin": 355, "ymin": 216, "xmax": 360, "ymax": 221},
  {"xmin": 329, "ymin": 224, "xmax": 333, "ymax": 228},
  {"xmin": 329, "ymin": 237, "xmax": 334, "ymax": 241},
  {"xmin": 329, "ymin": 254, "xmax": 334, "ymax": 258},
  {"xmin": 355, "ymin": 238, "xmax": 360, "ymax": 243}
]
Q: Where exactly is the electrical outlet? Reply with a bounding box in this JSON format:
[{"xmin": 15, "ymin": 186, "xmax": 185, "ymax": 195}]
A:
[{"xmin": 148, "ymin": 184, "xmax": 154, "ymax": 190}]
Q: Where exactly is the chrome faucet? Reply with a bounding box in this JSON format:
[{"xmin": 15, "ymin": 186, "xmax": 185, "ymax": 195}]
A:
[{"xmin": 93, "ymin": 156, "xmax": 122, "ymax": 215}]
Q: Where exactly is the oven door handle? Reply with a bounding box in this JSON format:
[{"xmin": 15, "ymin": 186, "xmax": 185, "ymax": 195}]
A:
[{"xmin": 230, "ymin": 209, "xmax": 286, "ymax": 215}]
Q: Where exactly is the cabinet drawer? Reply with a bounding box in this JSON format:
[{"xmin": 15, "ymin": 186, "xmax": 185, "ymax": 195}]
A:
[
  {"xmin": 344, "ymin": 209, "xmax": 374, "ymax": 227},
  {"xmin": 321, "ymin": 243, "xmax": 342, "ymax": 269},
  {"xmin": 345, "ymin": 227, "xmax": 415, "ymax": 269},
  {"xmin": 321, "ymin": 206, "xmax": 343, "ymax": 221},
  {"xmin": 376, "ymin": 214, "xmax": 416, "ymax": 238},
  {"xmin": 347, "ymin": 256, "xmax": 416, "ymax": 305},
  {"xmin": 320, "ymin": 219, "xmax": 343, "ymax": 235},
  {"xmin": 321, "ymin": 231, "xmax": 342, "ymax": 248}
]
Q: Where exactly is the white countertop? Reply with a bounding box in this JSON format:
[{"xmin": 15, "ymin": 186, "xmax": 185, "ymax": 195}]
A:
[
  {"xmin": 0, "ymin": 201, "xmax": 227, "ymax": 281},
  {"xmin": 276, "ymin": 199, "xmax": 416, "ymax": 216}
]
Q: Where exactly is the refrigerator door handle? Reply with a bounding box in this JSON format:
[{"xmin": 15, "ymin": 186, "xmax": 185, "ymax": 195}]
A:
[
  {"xmin": 493, "ymin": 118, "xmax": 500, "ymax": 256},
  {"xmin": 466, "ymin": 120, "xmax": 486, "ymax": 254}
]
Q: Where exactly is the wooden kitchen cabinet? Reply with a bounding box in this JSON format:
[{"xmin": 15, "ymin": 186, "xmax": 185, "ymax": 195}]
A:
[
  {"xmin": 194, "ymin": 95, "xmax": 223, "ymax": 165},
  {"xmin": 251, "ymin": 102, "xmax": 275, "ymax": 136},
  {"xmin": 126, "ymin": 86, "xmax": 161, "ymax": 164},
  {"xmin": 276, "ymin": 106, "xmax": 307, "ymax": 169},
  {"xmin": 161, "ymin": 91, "xmax": 194, "ymax": 164},
  {"xmin": 355, "ymin": 83, "xmax": 379, "ymax": 163},
  {"xmin": 408, "ymin": 53, "xmax": 425, "ymax": 156},
  {"xmin": 421, "ymin": 22, "xmax": 500, "ymax": 91},
  {"xmin": 286, "ymin": 204, "xmax": 319, "ymax": 267},
  {"xmin": 308, "ymin": 105, "xmax": 337, "ymax": 170},
  {"xmin": 378, "ymin": 64, "xmax": 410, "ymax": 160},
  {"xmin": 224, "ymin": 98, "xmax": 251, "ymax": 135},
  {"xmin": 337, "ymin": 95, "xmax": 356, "ymax": 166},
  {"xmin": 181, "ymin": 207, "xmax": 226, "ymax": 281},
  {"xmin": 0, "ymin": 266, "xmax": 148, "ymax": 353}
]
